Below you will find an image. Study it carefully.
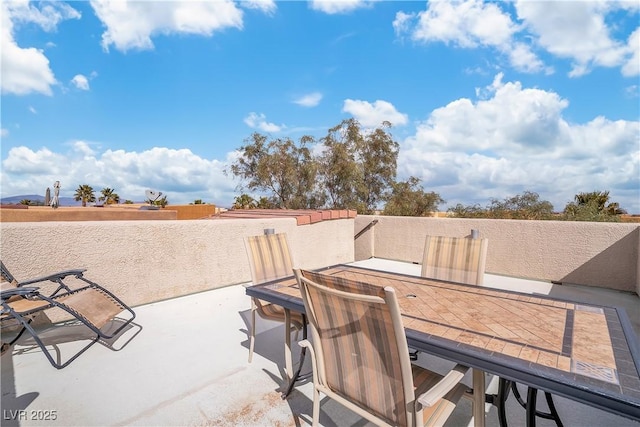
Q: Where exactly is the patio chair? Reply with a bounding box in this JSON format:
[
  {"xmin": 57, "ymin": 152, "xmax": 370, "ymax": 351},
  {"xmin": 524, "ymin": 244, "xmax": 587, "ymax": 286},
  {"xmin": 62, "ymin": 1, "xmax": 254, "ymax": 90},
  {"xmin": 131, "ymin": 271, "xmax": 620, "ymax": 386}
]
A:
[
  {"xmin": 421, "ymin": 235, "xmax": 488, "ymax": 285},
  {"xmin": 420, "ymin": 238, "xmax": 562, "ymax": 426},
  {"xmin": 295, "ymin": 268, "xmax": 472, "ymax": 427},
  {"xmin": 1, "ymin": 261, "xmax": 136, "ymax": 369},
  {"xmin": 244, "ymin": 233, "xmax": 304, "ymax": 379},
  {"xmin": 410, "ymin": 235, "xmax": 489, "ymax": 362}
]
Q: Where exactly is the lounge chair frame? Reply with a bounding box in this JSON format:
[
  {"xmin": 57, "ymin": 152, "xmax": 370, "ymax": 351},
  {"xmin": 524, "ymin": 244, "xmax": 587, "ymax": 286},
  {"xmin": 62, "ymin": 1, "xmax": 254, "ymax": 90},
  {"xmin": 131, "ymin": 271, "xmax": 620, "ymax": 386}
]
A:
[{"xmin": 1, "ymin": 261, "xmax": 136, "ymax": 369}]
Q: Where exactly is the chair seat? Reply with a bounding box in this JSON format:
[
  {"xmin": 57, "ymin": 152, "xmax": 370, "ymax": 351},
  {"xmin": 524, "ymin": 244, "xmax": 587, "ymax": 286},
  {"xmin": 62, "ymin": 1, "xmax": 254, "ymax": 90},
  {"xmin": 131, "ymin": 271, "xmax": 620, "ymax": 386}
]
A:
[
  {"xmin": 57, "ymin": 288, "xmax": 125, "ymax": 329},
  {"xmin": 257, "ymin": 301, "xmax": 305, "ymax": 330},
  {"xmin": 1, "ymin": 297, "xmax": 50, "ymax": 317},
  {"xmin": 413, "ymin": 364, "xmax": 469, "ymax": 426}
]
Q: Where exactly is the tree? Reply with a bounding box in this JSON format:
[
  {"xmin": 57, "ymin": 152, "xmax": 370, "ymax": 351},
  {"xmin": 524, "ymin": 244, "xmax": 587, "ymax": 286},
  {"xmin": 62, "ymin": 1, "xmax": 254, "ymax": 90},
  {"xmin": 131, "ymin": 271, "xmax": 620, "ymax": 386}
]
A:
[
  {"xmin": 149, "ymin": 195, "xmax": 169, "ymax": 208},
  {"xmin": 256, "ymin": 197, "xmax": 274, "ymax": 209},
  {"xmin": 447, "ymin": 203, "xmax": 486, "ymax": 218},
  {"xmin": 232, "ymin": 194, "xmax": 257, "ymax": 209},
  {"xmin": 563, "ymin": 191, "xmax": 626, "ymax": 222},
  {"xmin": 318, "ymin": 119, "xmax": 399, "ymax": 214},
  {"xmin": 448, "ymin": 191, "xmax": 554, "ymax": 220},
  {"xmin": 229, "ymin": 120, "xmax": 400, "ymax": 213},
  {"xmin": 192, "ymin": 199, "xmax": 204, "ymax": 205},
  {"xmin": 74, "ymin": 184, "xmax": 96, "ymax": 207},
  {"xmin": 383, "ymin": 177, "xmax": 444, "ymax": 216},
  {"xmin": 486, "ymin": 191, "xmax": 554, "ymax": 220},
  {"xmin": 99, "ymin": 187, "xmax": 120, "ymax": 205},
  {"xmin": 229, "ymin": 133, "xmax": 322, "ymax": 209}
]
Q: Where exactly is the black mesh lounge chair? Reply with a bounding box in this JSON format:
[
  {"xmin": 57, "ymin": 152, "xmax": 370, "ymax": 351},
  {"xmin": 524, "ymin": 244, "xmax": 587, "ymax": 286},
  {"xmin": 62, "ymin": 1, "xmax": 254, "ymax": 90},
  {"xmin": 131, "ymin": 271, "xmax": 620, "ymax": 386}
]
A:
[{"xmin": 1, "ymin": 261, "xmax": 136, "ymax": 369}]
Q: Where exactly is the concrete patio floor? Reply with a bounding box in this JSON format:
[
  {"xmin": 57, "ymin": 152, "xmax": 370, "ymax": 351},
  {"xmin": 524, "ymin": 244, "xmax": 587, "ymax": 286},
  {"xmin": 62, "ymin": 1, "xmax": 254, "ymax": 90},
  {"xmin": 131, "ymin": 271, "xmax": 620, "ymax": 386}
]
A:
[{"xmin": 1, "ymin": 258, "xmax": 639, "ymax": 426}]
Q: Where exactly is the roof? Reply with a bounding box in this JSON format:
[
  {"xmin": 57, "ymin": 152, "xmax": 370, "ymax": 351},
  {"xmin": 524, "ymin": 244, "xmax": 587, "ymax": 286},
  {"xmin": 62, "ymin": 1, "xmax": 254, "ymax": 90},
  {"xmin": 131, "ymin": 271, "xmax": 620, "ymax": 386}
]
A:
[{"xmin": 208, "ymin": 209, "xmax": 357, "ymax": 226}]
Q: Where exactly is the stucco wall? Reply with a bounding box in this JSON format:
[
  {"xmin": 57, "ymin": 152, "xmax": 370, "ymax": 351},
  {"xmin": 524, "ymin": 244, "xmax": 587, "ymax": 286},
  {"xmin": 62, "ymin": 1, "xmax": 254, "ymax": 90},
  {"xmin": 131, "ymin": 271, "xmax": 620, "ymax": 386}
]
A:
[
  {"xmin": 354, "ymin": 215, "xmax": 640, "ymax": 294},
  {"xmin": 1, "ymin": 218, "xmax": 354, "ymax": 307},
  {"xmin": 0, "ymin": 206, "xmax": 177, "ymax": 221}
]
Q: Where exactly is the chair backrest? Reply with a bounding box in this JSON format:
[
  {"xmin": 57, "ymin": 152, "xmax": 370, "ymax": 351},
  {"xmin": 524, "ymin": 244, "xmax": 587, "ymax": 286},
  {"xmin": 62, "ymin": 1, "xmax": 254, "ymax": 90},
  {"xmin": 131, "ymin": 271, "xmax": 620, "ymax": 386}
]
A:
[
  {"xmin": 1, "ymin": 261, "xmax": 16, "ymax": 284},
  {"xmin": 421, "ymin": 235, "xmax": 488, "ymax": 285},
  {"xmin": 244, "ymin": 233, "xmax": 294, "ymax": 285},
  {"xmin": 296, "ymin": 269, "xmax": 416, "ymax": 426}
]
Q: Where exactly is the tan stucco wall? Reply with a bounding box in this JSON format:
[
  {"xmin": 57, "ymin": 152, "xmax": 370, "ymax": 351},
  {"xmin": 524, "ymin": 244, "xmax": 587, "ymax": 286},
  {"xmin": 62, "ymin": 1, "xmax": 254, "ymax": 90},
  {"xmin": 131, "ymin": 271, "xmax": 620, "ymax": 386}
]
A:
[
  {"xmin": 0, "ymin": 206, "xmax": 177, "ymax": 221},
  {"xmin": 355, "ymin": 215, "xmax": 640, "ymax": 294},
  {"xmin": 1, "ymin": 218, "xmax": 354, "ymax": 307}
]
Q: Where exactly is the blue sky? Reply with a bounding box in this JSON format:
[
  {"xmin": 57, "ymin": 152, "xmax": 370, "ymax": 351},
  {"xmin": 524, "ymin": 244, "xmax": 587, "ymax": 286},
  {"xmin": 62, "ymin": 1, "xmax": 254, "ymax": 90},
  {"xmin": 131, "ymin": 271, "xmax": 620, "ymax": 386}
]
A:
[{"xmin": 1, "ymin": 0, "xmax": 639, "ymax": 213}]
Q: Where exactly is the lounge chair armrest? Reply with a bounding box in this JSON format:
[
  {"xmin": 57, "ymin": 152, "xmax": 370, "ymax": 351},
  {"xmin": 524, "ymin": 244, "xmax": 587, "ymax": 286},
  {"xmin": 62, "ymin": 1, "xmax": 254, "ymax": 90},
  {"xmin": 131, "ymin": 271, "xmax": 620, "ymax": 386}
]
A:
[
  {"xmin": 1, "ymin": 286, "xmax": 40, "ymax": 300},
  {"xmin": 417, "ymin": 364, "xmax": 469, "ymax": 408},
  {"xmin": 18, "ymin": 269, "xmax": 87, "ymax": 286}
]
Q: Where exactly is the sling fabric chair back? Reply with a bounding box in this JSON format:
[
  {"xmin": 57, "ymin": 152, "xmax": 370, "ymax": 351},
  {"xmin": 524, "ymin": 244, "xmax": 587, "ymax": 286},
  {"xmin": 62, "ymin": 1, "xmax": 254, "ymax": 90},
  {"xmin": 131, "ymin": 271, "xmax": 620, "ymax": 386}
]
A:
[
  {"xmin": 244, "ymin": 233, "xmax": 303, "ymax": 377},
  {"xmin": 296, "ymin": 269, "xmax": 470, "ymax": 427},
  {"xmin": 245, "ymin": 233, "xmax": 294, "ymax": 285},
  {"xmin": 421, "ymin": 236, "xmax": 488, "ymax": 285},
  {"xmin": 0, "ymin": 261, "xmax": 136, "ymax": 369}
]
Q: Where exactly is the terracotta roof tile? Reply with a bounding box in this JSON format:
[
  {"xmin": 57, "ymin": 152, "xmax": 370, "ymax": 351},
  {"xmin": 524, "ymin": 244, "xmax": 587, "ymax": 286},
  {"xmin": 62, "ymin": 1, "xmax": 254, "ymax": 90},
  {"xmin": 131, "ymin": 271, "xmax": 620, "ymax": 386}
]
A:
[{"xmin": 208, "ymin": 209, "xmax": 356, "ymax": 226}]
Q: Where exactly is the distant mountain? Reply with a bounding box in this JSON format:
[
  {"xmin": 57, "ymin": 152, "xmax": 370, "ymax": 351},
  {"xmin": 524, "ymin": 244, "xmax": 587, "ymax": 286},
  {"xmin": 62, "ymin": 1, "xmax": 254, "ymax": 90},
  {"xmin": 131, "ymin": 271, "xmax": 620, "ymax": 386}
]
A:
[{"xmin": 1, "ymin": 194, "xmax": 81, "ymax": 206}]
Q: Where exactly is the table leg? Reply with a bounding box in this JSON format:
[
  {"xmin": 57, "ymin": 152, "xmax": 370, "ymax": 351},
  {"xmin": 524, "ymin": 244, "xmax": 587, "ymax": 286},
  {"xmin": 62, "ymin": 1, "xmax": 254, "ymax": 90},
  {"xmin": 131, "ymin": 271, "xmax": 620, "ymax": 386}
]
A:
[
  {"xmin": 526, "ymin": 387, "xmax": 538, "ymax": 427},
  {"xmin": 473, "ymin": 369, "xmax": 486, "ymax": 427},
  {"xmin": 284, "ymin": 309, "xmax": 293, "ymax": 379},
  {"xmin": 497, "ymin": 378, "xmax": 511, "ymax": 427},
  {"xmin": 281, "ymin": 314, "xmax": 308, "ymax": 399}
]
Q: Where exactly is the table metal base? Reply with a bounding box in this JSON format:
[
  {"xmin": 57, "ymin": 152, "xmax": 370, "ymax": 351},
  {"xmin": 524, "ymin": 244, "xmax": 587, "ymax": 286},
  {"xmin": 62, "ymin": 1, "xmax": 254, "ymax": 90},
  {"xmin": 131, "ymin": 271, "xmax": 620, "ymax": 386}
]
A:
[
  {"xmin": 282, "ymin": 314, "xmax": 308, "ymax": 399},
  {"xmin": 487, "ymin": 378, "xmax": 563, "ymax": 427}
]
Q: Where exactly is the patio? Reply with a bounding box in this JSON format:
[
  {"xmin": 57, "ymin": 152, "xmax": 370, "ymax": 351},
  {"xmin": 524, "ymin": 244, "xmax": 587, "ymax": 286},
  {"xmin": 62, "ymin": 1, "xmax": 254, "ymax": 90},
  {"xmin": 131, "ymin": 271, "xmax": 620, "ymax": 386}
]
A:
[{"xmin": 2, "ymin": 258, "xmax": 639, "ymax": 426}]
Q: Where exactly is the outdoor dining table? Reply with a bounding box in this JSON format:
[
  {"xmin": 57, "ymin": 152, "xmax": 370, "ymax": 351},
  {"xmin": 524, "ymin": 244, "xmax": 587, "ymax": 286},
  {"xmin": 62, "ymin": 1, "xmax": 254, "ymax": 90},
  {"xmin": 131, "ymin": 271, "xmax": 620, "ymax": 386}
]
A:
[{"xmin": 245, "ymin": 264, "xmax": 640, "ymax": 427}]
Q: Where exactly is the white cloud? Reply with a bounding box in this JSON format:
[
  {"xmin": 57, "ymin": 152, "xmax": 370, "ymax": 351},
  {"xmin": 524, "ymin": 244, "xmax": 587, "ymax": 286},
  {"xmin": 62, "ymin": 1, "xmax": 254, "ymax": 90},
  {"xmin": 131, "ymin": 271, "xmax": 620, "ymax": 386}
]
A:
[
  {"xmin": 406, "ymin": 0, "xmax": 516, "ymax": 48},
  {"xmin": 5, "ymin": 0, "xmax": 81, "ymax": 31},
  {"xmin": 1, "ymin": 145, "xmax": 236, "ymax": 206},
  {"xmin": 293, "ymin": 92, "xmax": 323, "ymax": 107},
  {"xmin": 243, "ymin": 112, "xmax": 283, "ymax": 132},
  {"xmin": 241, "ymin": 0, "xmax": 276, "ymax": 15},
  {"xmin": 90, "ymin": 0, "xmax": 246, "ymax": 52},
  {"xmin": 1, "ymin": 1, "xmax": 80, "ymax": 96},
  {"xmin": 1, "ymin": 128, "xmax": 9, "ymax": 138},
  {"xmin": 394, "ymin": 0, "xmax": 637, "ymax": 76},
  {"xmin": 28, "ymin": 106, "xmax": 37, "ymax": 114},
  {"xmin": 515, "ymin": 1, "xmax": 638, "ymax": 77},
  {"xmin": 622, "ymin": 28, "xmax": 640, "ymax": 77},
  {"xmin": 342, "ymin": 99, "xmax": 408, "ymax": 128},
  {"xmin": 399, "ymin": 74, "xmax": 640, "ymax": 213},
  {"xmin": 71, "ymin": 74, "xmax": 90, "ymax": 91},
  {"xmin": 393, "ymin": 0, "xmax": 545, "ymax": 74},
  {"xmin": 73, "ymin": 140, "xmax": 98, "ymax": 157},
  {"xmin": 310, "ymin": 0, "xmax": 376, "ymax": 14}
]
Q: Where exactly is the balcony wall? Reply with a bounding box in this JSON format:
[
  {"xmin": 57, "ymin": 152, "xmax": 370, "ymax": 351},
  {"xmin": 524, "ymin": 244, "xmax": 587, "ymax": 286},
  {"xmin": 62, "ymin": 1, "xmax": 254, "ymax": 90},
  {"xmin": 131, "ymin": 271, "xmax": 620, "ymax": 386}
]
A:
[
  {"xmin": 1, "ymin": 217, "xmax": 355, "ymax": 307},
  {"xmin": 355, "ymin": 215, "xmax": 640, "ymax": 295}
]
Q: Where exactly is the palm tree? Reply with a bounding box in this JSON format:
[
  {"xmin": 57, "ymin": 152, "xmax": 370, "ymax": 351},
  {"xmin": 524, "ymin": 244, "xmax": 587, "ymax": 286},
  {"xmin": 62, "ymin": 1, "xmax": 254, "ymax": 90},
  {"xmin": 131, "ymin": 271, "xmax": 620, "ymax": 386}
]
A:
[
  {"xmin": 99, "ymin": 187, "xmax": 120, "ymax": 205},
  {"xmin": 573, "ymin": 191, "xmax": 627, "ymax": 215},
  {"xmin": 563, "ymin": 190, "xmax": 627, "ymax": 221},
  {"xmin": 74, "ymin": 184, "xmax": 96, "ymax": 207},
  {"xmin": 232, "ymin": 194, "xmax": 257, "ymax": 209}
]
